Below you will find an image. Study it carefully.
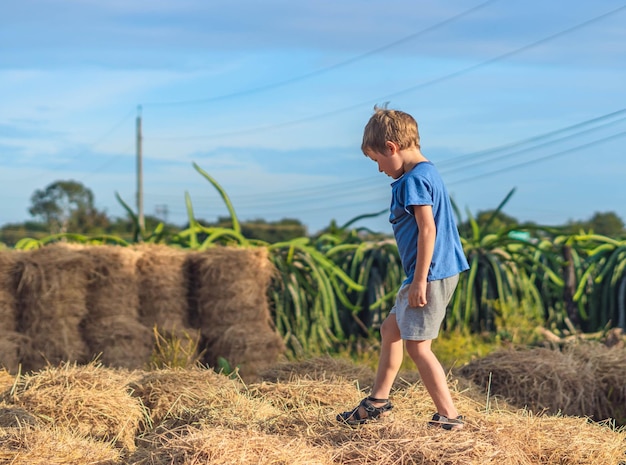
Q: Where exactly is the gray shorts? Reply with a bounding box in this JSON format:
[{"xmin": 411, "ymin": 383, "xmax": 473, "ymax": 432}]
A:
[{"xmin": 390, "ymin": 274, "xmax": 459, "ymax": 341}]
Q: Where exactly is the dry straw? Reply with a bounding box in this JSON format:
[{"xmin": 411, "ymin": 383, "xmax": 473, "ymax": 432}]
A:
[
  {"xmin": 259, "ymin": 354, "xmax": 378, "ymax": 390},
  {"xmin": 131, "ymin": 366, "xmax": 624, "ymax": 465},
  {"xmin": 0, "ymin": 369, "xmax": 15, "ymax": 394},
  {"xmin": 5, "ymin": 362, "xmax": 144, "ymax": 452},
  {"xmin": 131, "ymin": 425, "xmax": 334, "ymax": 465},
  {"xmin": 186, "ymin": 247, "xmax": 275, "ymax": 327},
  {"xmin": 459, "ymin": 341, "xmax": 626, "ymax": 423},
  {"xmin": 130, "ymin": 367, "xmax": 242, "ymax": 428},
  {"xmin": 131, "ymin": 366, "xmax": 283, "ymax": 438},
  {"xmin": 12, "ymin": 244, "xmax": 91, "ymax": 371},
  {"xmin": 0, "ymin": 359, "xmax": 623, "ymax": 464},
  {"xmin": 0, "ymin": 426, "xmax": 121, "ymax": 465}
]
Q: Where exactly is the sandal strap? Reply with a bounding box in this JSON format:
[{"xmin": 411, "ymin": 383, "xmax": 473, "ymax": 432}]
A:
[
  {"xmin": 337, "ymin": 396, "xmax": 393, "ymax": 425},
  {"xmin": 360, "ymin": 397, "xmax": 392, "ymax": 415},
  {"xmin": 429, "ymin": 413, "xmax": 464, "ymax": 430}
]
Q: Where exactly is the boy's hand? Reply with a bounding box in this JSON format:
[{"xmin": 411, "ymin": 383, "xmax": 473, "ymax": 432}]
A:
[{"xmin": 408, "ymin": 280, "xmax": 428, "ymax": 308}]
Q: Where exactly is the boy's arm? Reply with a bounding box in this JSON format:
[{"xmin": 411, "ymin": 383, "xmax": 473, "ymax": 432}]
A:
[{"xmin": 408, "ymin": 204, "xmax": 436, "ymax": 308}]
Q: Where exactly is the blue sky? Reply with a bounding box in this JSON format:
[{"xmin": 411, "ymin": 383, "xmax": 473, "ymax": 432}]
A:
[{"xmin": 1, "ymin": 0, "xmax": 625, "ymax": 234}]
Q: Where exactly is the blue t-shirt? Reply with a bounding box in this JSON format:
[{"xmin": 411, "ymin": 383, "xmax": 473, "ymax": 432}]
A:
[{"xmin": 389, "ymin": 161, "xmax": 469, "ymax": 284}]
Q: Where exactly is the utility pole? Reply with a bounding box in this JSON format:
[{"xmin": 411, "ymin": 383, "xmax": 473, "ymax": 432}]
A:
[
  {"xmin": 136, "ymin": 105, "xmax": 145, "ymax": 231},
  {"xmin": 155, "ymin": 204, "xmax": 169, "ymax": 223}
]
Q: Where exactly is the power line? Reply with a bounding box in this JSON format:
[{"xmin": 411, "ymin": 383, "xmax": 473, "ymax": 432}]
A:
[
  {"xmin": 178, "ymin": 121, "xmax": 626, "ymax": 213},
  {"xmin": 141, "ymin": 0, "xmax": 498, "ymax": 107},
  {"xmin": 449, "ymin": 130, "xmax": 626, "ymax": 185},
  {"xmin": 440, "ymin": 114, "xmax": 626, "ymax": 174},
  {"xmin": 437, "ymin": 109, "xmax": 626, "ymax": 168},
  {"xmin": 141, "ymin": 108, "xmax": 625, "ymax": 207},
  {"xmin": 146, "ymin": 4, "xmax": 626, "ymax": 142},
  {"xmin": 139, "ymin": 124, "xmax": 626, "ymax": 223}
]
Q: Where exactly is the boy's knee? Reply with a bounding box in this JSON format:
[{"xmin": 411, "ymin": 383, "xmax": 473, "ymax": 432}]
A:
[
  {"xmin": 405, "ymin": 339, "xmax": 433, "ymax": 357},
  {"xmin": 380, "ymin": 315, "xmax": 400, "ymax": 341}
]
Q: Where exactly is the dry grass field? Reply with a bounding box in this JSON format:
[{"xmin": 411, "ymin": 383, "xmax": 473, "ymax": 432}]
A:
[{"xmin": 0, "ymin": 354, "xmax": 624, "ymax": 465}]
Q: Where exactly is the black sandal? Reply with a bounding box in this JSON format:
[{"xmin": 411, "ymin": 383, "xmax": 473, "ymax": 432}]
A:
[
  {"xmin": 428, "ymin": 413, "xmax": 464, "ymax": 430},
  {"xmin": 336, "ymin": 396, "xmax": 393, "ymax": 425}
]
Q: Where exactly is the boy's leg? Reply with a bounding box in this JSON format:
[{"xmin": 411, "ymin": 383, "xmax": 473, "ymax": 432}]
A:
[
  {"xmin": 370, "ymin": 313, "xmax": 403, "ymax": 401},
  {"xmin": 341, "ymin": 313, "xmax": 403, "ymax": 420},
  {"xmin": 405, "ymin": 339, "xmax": 460, "ymax": 420}
]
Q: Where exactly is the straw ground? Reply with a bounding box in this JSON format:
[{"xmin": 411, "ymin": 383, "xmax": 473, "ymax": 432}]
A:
[{"xmin": 0, "ymin": 355, "xmax": 623, "ymax": 465}]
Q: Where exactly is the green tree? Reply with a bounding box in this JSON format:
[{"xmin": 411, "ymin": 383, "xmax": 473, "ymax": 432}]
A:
[
  {"xmin": 586, "ymin": 211, "xmax": 625, "ymax": 237},
  {"xmin": 198, "ymin": 217, "xmax": 308, "ymax": 243},
  {"xmin": 0, "ymin": 221, "xmax": 48, "ymax": 247},
  {"xmin": 458, "ymin": 209, "xmax": 519, "ymax": 238},
  {"xmin": 29, "ymin": 180, "xmax": 109, "ymax": 234},
  {"xmin": 566, "ymin": 211, "xmax": 625, "ymax": 237}
]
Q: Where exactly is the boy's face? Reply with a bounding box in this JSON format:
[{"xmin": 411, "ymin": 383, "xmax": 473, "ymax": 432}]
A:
[{"xmin": 365, "ymin": 145, "xmax": 404, "ymax": 179}]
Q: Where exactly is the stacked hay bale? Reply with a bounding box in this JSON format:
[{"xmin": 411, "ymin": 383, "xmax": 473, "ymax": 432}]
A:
[
  {"xmin": 2, "ymin": 243, "xmax": 284, "ymax": 375},
  {"xmin": 11, "ymin": 244, "xmax": 91, "ymax": 372},
  {"xmin": 134, "ymin": 243, "xmax": 200, "ymax": 357},
  {"xmin": 79, "ymin": 245, "xmax": 152, "ymax": 370},
  {"xmin": 186, "ymin": 246, "xmax": 285, "ymax": 380},
  {"xmin": 0, "ymin": 249, "xmax": 25, "ymax": 373}
]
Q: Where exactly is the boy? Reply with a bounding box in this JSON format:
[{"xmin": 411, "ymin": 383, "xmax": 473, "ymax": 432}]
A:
[{"xmin": 337, "ymin": 106, "xmax": 470, "ymax": 430}]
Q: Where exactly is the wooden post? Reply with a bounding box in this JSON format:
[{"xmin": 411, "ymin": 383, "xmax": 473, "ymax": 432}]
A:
[{"xmin": 136, "ymin": 106, "xmax": 145, "ymax": 231}]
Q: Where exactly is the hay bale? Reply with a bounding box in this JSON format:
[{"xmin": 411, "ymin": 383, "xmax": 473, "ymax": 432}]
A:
[
  {"xmin": 0, "ymin": 250, "xmax": 26, "ymax": 373},
  {"xmin": 12, "ymin": 244, "xmax": 91, "ymax": 371},
  {"xmin": 204, "ymin": 322, "xmax": 285, "ymax": 382},
  {"xmin": 567, "ymin": 342, "xmax": 626, "ymax": 422},
  {"xmin": 458, "ymin": 342, "xmax": 626, "ymax": 424},
  {"xmin": 134, "ymin": 244, "xmax": 189, "ymax": 331},
  {"xmin": 85, "ymin": 315, "xmax": 153, "ymax": 370},
  {"xmin": 185, "ymin": 246, "xmax": 285, "ymax": 379},
  {"xmin": 80, "ymin": 245, "xmax": 152, "ymax": 369},
  {"xmin": 0, "ymin": 426, "xmax": 122, "ymax": 465},
  {"xmin": 186, "ymin": 246, "xmax": 276, "ymax": 330},
  {"xmin": 82, "ymin": 245, "xmax": 140, "ymax": 320},
  {"xmin": 0, "ymin": 249, "xmax": 18, "ymax": 331},
  {"xmin": 5, "ymin": 362, "xmax": 143, "ymax": 452},
  {"xmin": 0, "ymin": 331, "xmax": 29, "ymax": 373},
  {"xmin": 130, "ymin": 366, "xmax": 282, "ymax": 435},
  {"xmin": 131, "ymin": 425, "xmax": 334, "ymax": 465},
  {"xmin": 130, "ymin": 367, "xmax": 241, "ymax": 428}
]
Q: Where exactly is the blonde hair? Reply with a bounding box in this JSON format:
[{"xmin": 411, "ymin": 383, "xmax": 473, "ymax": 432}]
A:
[{"xmin": 361, "ymin": 105, "xmax": 420, "ymax": 153}]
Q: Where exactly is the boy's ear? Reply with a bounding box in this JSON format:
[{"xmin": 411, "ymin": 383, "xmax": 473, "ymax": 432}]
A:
[{"xmin": 385, "ymin": 141, "xmax": 400, "ymax": 154}]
